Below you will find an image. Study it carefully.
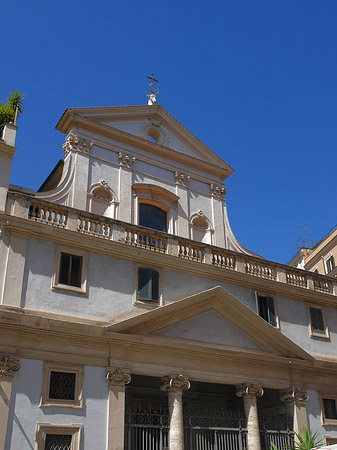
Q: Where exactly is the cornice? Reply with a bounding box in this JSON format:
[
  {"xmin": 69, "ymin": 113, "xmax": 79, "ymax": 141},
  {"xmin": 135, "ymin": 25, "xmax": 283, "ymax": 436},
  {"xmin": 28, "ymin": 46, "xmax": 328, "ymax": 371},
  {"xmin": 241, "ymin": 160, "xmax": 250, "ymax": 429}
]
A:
[{"xmin": 0, "ymin": 141, "xmax": 17, "ymax": 157}]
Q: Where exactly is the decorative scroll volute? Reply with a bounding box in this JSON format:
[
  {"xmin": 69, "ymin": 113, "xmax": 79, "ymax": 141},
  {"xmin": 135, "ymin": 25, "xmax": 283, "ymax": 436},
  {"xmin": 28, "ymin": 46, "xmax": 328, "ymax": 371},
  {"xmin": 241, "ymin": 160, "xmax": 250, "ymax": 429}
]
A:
[
  {"xmin": 63, "ymin": 131, "xmax": 93, "ymax": 155},
  {"xmin": 236, "ymin": 383, "xmax": 264, "ymax": 398},
  {"xmin": 119, "ymin": 152, "xmax": 136, "ymax": 168},
  {"xmin": 0, "ymin": 355, "xmax": 20, "ymax": 378},
  {"xmin": 280, "ymin": 387, "xmax": 309, "ymax": 406},
  {"xmin": 160, "ymin": 374, "xmax": 190, "ymax": 393},
  {"xmin": 106, "ymin": 367, "xmax": 131, "ymax": 387}
]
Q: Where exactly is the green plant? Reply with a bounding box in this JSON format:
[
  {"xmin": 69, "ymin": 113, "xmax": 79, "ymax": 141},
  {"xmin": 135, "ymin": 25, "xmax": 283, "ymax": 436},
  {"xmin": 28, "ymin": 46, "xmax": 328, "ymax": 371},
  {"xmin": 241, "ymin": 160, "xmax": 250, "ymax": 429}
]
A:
[
  {"xmin": 270, "ymin": 427, "xmax": 323, "ymax": 450},
  {"xmin": 0, "ymin": 90, "xmax": 24, "ymax": 131}
]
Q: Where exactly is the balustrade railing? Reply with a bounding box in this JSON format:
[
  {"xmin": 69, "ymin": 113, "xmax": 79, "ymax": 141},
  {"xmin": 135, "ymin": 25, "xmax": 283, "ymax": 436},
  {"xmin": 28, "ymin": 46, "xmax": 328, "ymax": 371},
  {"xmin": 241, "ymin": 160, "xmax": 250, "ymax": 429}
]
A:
[
  {"xmin": 286, "ymin": 270, "xmax": 307, "ymax": 288},
  {"xmin": 212, "ymin": 251, "xmax": 236, "ymax": 270},
  {"xmin": 9, "ymin": 195, "xmax": 336, "ymax": 297},
  {"xmin": 245, "ymin": 259, "xmax": 277, "ymax": 280},
  {"xmin": 179, "ymin": 242, "xmax": 204, "ymax": 262},
  {"xmin": 29, "ymin": 201, "xmax": 68, "ymax": 228}
]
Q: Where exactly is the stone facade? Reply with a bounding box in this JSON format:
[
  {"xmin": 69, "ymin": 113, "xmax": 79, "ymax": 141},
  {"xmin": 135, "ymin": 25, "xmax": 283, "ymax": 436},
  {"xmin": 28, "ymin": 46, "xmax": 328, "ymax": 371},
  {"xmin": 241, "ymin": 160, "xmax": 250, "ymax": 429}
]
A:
[{"xmin": 1, "ymin": 106, "xmax": 337, "ymax": 450}]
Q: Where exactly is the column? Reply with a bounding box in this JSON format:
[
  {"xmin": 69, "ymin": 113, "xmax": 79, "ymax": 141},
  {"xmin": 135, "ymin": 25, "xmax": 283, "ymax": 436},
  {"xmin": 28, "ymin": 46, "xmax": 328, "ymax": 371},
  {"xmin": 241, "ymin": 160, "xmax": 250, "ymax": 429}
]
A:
[
  {"xmin": 236, "ymin": 383, "xmax": 264, "ymax": 450},
  {"xmin": 161, "ymin": 374, "xmax": 190, "ymax": 450},
  {"xmin": 106, "ymin": 367, "xmax": 131, "ymax": 450},
  {"xmin": 0, "ymin": 355, "xmax": 20, "ymax": 450},
  {"xmin": 280, "ymin": 387, "xmax": 308, "ymax": 434}
]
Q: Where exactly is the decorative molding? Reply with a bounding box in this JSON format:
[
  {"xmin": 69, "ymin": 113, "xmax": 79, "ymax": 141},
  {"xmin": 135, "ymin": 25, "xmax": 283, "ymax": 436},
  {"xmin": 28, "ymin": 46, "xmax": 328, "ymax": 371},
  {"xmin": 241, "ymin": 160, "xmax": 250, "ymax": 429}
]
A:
[
  {"xmin": 63, "ymin": 131, "xmax": 93, "ymax": 155},
  {"xmin": 119, "ymin": 152, "xmax": 136, "ymax": 168},
  {"xmin": 106, "ymin": 367, "xmax": 131, "ymax": 387},
  {"xmin": 174, "ymin": 171, "xmax": 190, "ymax": 186},
  {"xmin": 280, "ymin": 387, "xmax": 308, "ymax": 406},
  {"xmin": 0, "ymin": 355, "xmax": 20, "ymax": 378},
  {"xmin": 161, "ymin": 374, "xmax": 190, "ymax": 393},
  {"xmin": 210, "ymin": 183, "xmax": 227, "ymax": 199},
  {"xmin": 236, "ymin": 383, "xmax": 264, "ymax": 398}
]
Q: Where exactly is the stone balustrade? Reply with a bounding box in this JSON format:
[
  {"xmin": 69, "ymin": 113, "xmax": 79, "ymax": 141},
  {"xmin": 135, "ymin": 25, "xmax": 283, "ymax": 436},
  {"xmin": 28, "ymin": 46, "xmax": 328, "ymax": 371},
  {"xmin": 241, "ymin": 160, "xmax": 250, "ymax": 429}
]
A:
[{"xmin": 5, "ymin": 193, "xmax": 337, "ymax": 297}]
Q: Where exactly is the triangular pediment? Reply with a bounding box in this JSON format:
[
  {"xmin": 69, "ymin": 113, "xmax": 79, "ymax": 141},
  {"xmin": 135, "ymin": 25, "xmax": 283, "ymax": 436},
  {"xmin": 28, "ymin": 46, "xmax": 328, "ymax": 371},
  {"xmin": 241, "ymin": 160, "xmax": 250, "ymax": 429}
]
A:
[
  {"xmin": 56, "ymin": 105, "xmax": 233, "ymax": 178},
  {"xmin": 106, "ymin": 286, "xmax": 314, "ymax": 361}
]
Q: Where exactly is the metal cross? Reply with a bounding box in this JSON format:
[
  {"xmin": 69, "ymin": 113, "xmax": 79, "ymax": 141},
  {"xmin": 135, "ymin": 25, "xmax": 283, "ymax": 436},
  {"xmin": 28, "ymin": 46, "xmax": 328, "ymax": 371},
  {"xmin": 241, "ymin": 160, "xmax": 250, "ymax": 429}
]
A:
[{"xmin": 147, "ymin": 74, "xmax": 159, "ymax": 94}]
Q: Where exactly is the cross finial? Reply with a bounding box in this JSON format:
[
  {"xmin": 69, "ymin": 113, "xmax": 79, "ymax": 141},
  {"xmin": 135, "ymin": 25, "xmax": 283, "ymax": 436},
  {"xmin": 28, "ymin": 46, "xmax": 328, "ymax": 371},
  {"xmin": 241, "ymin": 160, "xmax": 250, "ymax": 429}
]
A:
[{"xmin": 146, "ymin": 74, "xmax": 160, "ymax": 105}]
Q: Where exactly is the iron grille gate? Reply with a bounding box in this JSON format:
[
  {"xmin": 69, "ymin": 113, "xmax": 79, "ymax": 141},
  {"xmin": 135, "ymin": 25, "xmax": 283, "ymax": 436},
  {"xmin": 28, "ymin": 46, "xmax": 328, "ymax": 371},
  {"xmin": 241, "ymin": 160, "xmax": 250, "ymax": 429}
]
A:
[{"xmin": 125, "ymin": 401, "xmax": 293, "ymax": 450}]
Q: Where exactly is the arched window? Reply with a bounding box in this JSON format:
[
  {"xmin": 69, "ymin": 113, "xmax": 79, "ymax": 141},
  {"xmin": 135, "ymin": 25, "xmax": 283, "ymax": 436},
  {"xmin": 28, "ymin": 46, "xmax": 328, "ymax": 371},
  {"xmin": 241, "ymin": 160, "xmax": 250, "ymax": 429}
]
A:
[{"xmin": 139, "ymin": 203, "xmax": 167, "ymax": 232}]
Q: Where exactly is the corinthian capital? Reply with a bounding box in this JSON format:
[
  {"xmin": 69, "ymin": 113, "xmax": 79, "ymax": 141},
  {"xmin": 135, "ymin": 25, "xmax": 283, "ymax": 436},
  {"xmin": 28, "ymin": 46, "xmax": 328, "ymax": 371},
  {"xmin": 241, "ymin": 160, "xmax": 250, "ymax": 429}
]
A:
[
  {"xmin": 161, "ymin": 374, "xmax": 190, "ymax": 393},
  {"xmin": 280, "ymin": 387, "xmax": 308, "ymax": 406},
  {"xmin": 0, "ymin": 355, "xmax": 20, "ymax": 378},
  {"xmin": 106, "ymin": 367, "xmax": 131, "ymax": 387},
  {"xmin": 236, "ymin": 383, "xmax": 264, "ymax": 398}
]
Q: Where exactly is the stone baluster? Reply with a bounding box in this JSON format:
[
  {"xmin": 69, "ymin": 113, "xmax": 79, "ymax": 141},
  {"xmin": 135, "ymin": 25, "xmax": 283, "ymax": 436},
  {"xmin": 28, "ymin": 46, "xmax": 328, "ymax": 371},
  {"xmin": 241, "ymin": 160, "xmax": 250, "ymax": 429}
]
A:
[
  {"xmin": 280, "ymin": 387, "xmax": 308, "ymax": 434},
  {"xmin": 0, "ymin": 355, "xmax": 20, "ymax": 450},
  {"xmin": 161, "ymin": 374, "xmax": 190, "ymax": 450},
  {"xmin": 106, "ymin": 367, "xmax": 131, "ymax": 450},
  {"xmin": 236, "ymin": 383, "xmax": 264, "ymax": 450}
]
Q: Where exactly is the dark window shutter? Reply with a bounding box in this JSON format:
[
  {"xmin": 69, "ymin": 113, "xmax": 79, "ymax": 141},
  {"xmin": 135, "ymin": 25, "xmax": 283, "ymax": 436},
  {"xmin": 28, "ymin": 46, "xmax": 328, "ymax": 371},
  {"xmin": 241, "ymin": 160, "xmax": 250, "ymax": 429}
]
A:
[
  {"xmin": 323, "ymin": 398, "xmax": 337, "ymax": 419},
  {"xmin": 59, "ymin": 253, "xmax": 70, "ymax": 285},
  {"xmin": 138, "ymin": 268, "xmax": 159, "ymax": 302},
  {"xmin": 266, "ymin": 296, "xmax": 276, "ymax": 326},
  {"xmin": 70, "ymin": 255, "xmax": 82, "ymax": 288},
  {"xmin": 59, "ymin": 253, "xmax": 82, "ymax": 287},
  {"xmin": 151, "ymin": 270, "xmax": 159, "ymax": 301},
  {"xmin": 310, "ymin": 307, "xmax": 325, "ymax": 332}
]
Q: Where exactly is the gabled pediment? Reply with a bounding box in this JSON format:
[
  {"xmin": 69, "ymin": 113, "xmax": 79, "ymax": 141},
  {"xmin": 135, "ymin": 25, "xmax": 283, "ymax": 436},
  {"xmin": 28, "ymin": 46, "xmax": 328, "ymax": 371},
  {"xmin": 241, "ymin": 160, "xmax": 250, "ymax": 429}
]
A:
[
  {"xmin": 106, "ymin": 286, "xmax": 314, "ymax": 361},
  {"xmin": 56, "ymin": 105, "xmax": 233, "ymax": 179}
]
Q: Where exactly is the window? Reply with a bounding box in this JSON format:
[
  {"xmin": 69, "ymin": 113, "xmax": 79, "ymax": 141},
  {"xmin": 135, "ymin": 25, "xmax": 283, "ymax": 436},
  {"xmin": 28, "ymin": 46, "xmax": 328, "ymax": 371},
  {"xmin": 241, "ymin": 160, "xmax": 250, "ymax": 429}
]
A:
[
  {"xmin": 40, "ymin": 363, "xmax": 83, "ymax": 408},
  {"xmin": 325, "ymin": 255, "xmax": 335, "ymax": 274},
  {"xmin": 36, "ymin": 423, "xmax": 82, "ymax": 450},
  {"xmin": 321, "ymin": 396, "xmax": 337, "ymax": 425},
  {"xmin": 307, "ymin": 304, "xmax": 329, "ymax": 339},
  {"xmin": 256, "ymin": 294, "xmax": 277, "ymax": 326},
  {"xmin": 58, "ymin": 253, "xmax": 82, "ymax": 287},
  {"xmin": 53, "ymin": 247, "xmax": 87, "ymax": 294},
  {"xmin": 139, "ymin": 203, "xmax": 167, "ymax": 232},
  {"xmin": 137, "ymin": 267, "xmax": 159, "ymax": 302}
]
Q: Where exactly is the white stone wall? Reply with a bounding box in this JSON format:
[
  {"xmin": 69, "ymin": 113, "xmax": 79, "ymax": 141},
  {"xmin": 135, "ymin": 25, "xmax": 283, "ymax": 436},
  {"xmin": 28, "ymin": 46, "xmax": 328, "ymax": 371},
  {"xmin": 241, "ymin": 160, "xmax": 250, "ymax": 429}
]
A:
[{"xmin": 6, "ymin": 359, "xmax": 107, "ymax": 450}]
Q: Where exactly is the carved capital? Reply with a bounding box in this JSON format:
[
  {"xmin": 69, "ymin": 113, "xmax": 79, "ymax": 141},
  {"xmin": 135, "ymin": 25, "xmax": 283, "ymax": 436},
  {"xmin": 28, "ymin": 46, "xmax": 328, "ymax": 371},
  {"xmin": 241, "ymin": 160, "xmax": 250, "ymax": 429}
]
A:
[
  {"xmin": 0, "ymin": 355, "xmax": 20, "ymax": 378},
  {"xmin": 210, "ymin": 183, "xmax": 227, "ymax": 199},
  {"xmin": 106, "ymin": 368, "xmax": 131, "ymax": 387},
  {"xmin": 236, "ymin": 383, "xmax": 264, "ymax": 398},
  {"xmin": 161, "ymin": 374, "xmax": 190, "ymax": 393},
  {"xmin": 63, "ymin": 131, "xmax": 93, "ymax": 154},
  {"xmin": 174, "ymin": 171, "xmax": 190, "ymax": 186},
  {"xmin": 119, "ymin": 152, "xmax": 136, "ymax": 168},
  {"xmin": 280, "ymin": 387, "xmax": 308, "ymax": 406}
]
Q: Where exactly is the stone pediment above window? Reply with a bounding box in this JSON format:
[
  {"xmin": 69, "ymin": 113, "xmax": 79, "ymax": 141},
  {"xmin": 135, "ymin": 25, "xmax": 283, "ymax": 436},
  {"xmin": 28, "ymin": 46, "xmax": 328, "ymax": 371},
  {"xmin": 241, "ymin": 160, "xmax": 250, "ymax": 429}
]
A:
[
  {"xmin": 132, "ymin": 184, "xmax": 179, "ymax": 206},
  {"xmin": 106, "ymin": 286, "xmax": 314, "ymax": 362}
]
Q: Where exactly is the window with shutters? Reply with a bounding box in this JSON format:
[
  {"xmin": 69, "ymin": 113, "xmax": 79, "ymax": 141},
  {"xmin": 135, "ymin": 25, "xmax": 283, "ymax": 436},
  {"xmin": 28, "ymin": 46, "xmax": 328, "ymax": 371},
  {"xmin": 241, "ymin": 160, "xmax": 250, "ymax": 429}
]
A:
[
  {"xmin": 136, "ymin": 267, "xmax": 161, "ymax": 305},
  {"xmin": 36, "ymin": 424, "xmax": 82, "ymax": 450},
  {"xmin": 40, "ymin": 363, "xmax": 84, "ymax": 409},
  {"xmin": 53, "ymin": 247, "xmax": 88, "ymax": 294},
  {"xmin": 307, "ymin": 305, "xmax": 329, "ymax": 339},
  {"xmin": 256, "ymin": 293, "xmax": 278, "ymax": 327},
  {"xmin": 325, "ymin": 255, "xmax": 335, "ymax": 274},
  {"xmin": 320, "ymin": 396, "xmax": 337, "ymax": 425}
]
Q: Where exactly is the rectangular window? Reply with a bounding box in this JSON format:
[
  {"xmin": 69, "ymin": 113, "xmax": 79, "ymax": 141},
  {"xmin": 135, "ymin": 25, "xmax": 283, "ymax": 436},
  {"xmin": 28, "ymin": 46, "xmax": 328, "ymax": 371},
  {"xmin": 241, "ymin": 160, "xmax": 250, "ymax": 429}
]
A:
[
  {"xmin": 40, "ymin": 363, "xmax": 83, "ymax": 409},
  {"xmin": 309, "ymin": 307, "xmax": 325, "ymax": 333},
  {"xmin": 325, "ymin": 256, "xmax": 335, "ymax": 273},
  {"xmin": 257, "ymin": 294, "xmax": 277, "ymax": 326},
  {"xmin": 323, "ymin": 398, "xmax": 337, "ymax": 420},
  {"xmin": 45, "ymin": 434, "xmax": 72, "ymax": 450},
  {"xmin": 58, "ymin": 253, "xmax": 82, "ymax": 287},
  {"xmin": 137, "ymin": 268, "xmax": 159, "ymax": 302},
  {"xmin": 49, "ymin": 371, "xmax": 76, "ymax": 400}
]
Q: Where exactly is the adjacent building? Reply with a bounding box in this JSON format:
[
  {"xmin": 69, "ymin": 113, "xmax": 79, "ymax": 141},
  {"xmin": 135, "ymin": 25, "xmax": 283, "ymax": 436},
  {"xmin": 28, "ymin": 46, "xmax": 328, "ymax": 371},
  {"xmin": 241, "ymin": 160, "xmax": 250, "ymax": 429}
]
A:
[{"xmin": 1, "ymin": 104, "xmax": 337, "ymax": 450}]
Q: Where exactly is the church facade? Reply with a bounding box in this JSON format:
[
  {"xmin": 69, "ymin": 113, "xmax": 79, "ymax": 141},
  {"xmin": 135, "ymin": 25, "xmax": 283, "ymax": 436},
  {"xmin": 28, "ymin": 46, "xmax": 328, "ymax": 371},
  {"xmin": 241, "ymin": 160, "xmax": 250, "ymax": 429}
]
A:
[{"xmin": 1, "ymin": 104, "xmax": 337, "ymax": 450}]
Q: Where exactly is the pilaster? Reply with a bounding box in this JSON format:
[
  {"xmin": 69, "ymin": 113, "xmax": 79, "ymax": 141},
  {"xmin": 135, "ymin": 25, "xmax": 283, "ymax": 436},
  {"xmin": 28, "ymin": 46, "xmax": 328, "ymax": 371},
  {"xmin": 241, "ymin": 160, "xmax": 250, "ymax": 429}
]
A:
[
  {"xmin": 106, "ymin": 367, "xmax": 131, "ymax": 450},
  {"xmin": 118, "ymin": 152, "xmax": 135, "ymax": 223},
  {"xmin": 161, "ymin": 374, "xmax": 190, "ymax": 450},
  {"xmin": 237, "ymin": 383, "xmax": 264, "ymax": 450},
  {"xmin": 0, "ymin": 355, "xmax": 20, "ymax": 450},
  {"xmin": 280, "ymin": 387, "xmax": 309, "ymax": 433}
]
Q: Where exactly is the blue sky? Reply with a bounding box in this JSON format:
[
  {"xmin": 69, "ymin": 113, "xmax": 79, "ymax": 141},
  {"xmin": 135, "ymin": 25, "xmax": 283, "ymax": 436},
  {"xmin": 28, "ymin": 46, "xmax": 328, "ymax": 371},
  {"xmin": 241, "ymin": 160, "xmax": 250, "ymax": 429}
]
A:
[{"xmin": 1, "ymin": 0, "xmax": 336, "ymax": 263}]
